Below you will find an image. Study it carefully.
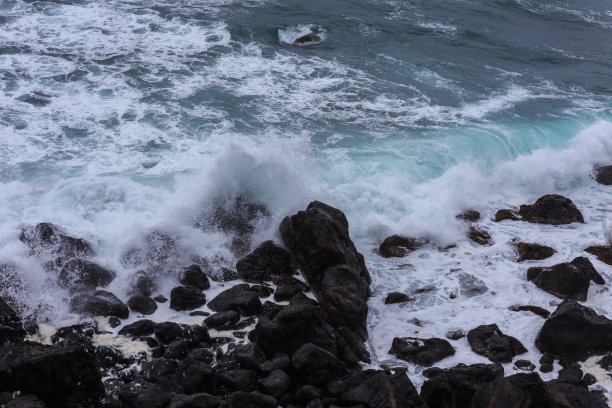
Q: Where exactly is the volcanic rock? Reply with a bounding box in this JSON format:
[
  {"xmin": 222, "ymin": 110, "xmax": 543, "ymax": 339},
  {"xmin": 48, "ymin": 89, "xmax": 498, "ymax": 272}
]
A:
[
  {"xmin": 128, "ymin": 270, "xmax": 155, "ymax": 297},
  {"xmin": 508, "ymin": 305, "xmax": 550, "ymax": 318},
  {"xmin": 378, "ymin": 235, "xmax": 427, "ymax": 258},
  {"xmin": 70, "ymin": 290, "xmax": 129, "ymax": 319},
  {"xmin": 468, "ymin": 226, "xmax": 493, "ymax": 245},
  {"xmin": 389, "ymin": 337, "xmax": 455, "ymax": 366},
  {"xmin": 384, "ymin": 292, "xmax": 414, "ymax": 304},
  {"xmin": 236, "ymin": 240, "xmax": 293, "ymax": 283},
  {"xmin": 58, "ymin": 259, "xmax": 115, "ymax": 291},
  {"xmin": 291, "ymin": 343, "xmax": 348, "ymax": 386},
  {"xmin": 204, "ymin": 310, "xmax": 240, "ymax": 330},
  {"xmin": 127, "ymin": 295, "xmax": 158, "ymax": 315},
  {"xmin": 494, "ymin": 209, "xmax": 519, "ymax": 222},
  {"xmin": 207, "ymin": 284, "xmax": 262, "ymax": 316},
  {"xmin": 593, "ymin": 165, "xmax": 612, "ymax": 185},
  {"xmin": 294, "ymin": 34, "xmax": 321, "ymax": 44},
  {"xmin": 118, "ymin": 319, "xmax": 156, "ymax": 338},
  {"xmin": 0, "ymin": 297, "xmax": 25, "ymax": 345},
  {"xmin": 170, "ymin": 286, "xmax": 206, "ymax": 311},
  {"xmin": 516, "ymin": 242, "xmax": 556, "ymax": 261},
  {"xmin": 518, "ymin": 194, "xmax": 584, "ymax": 225},
  {"xmin": 467, "ymin": 324, "xmax": 527, "ymax": 363},
  {"xmin": 457, "ymin": 210, "xmax": 480, "ymax": 222},
  {"xmin": 179, "ymin": 264, "xmax": 210, "ymax": 290},
  {"xmin": 19, "ymin": 222, "xmax": 93, "ymax": 262},
  {"xmin": 527, "ymin": 257, "xmax": 604, "ymax": 301},
  {"xmin": 585, "ymin": 245, "xmax": 612, "ymax": 265}
]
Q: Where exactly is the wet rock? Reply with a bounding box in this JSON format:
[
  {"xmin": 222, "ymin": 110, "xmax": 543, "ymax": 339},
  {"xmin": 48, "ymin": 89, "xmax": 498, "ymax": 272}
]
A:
[
  {"xmin": 384, "ymin": 292, "xmax": 414, "ymax": 304},
  {"xmin": 96, "ymin": 345, "xmax": 131, "ymax": 369},
  {"xmin": 167, "ymin": 393, "xmax": 221, "ymax": 408},
  {"xmin": 535, "ymin": 300, "xmax": 612, "ymax": 361},
  {"xmin": 457, "ymin": 272, "xmax": 488, "ymax": 297},
  {"xmin": 420, "ymin": 363, "xmax": 503, "ymax": 408},
  {"xmin": 174, "ymin": 359, "xmax": 214, "ymax": 394},
  {"xmin": 457, "ymin": 210, "xmax": 480, "ymax": 222},
  {"xmin": 250, "ymin": 284, "xmax": 274, "ymax": 298},
  {"xmin": 593, "ymin": 165, "xmax": 612, "ymax": 185},
  {"xmin": 389, "ymin": 337, "xmax": 455, "ymax": 366},
  {"xmin": 210, "ymin": 267, "xmax": 239, "ymax": 282},
  {"xmin": 271, "ymin": 275, "xmax": 309, "ymax": 291},
  {"xmin": 236, "ymin": 240, "xmax": 293, "ymax": 283},
  {"xmin": 291, "ymin": 343, "xmax": 348, "ymax": 386},
  {"xmin": 179, "ymin": 264, "xmax": 210, "ymax": 291},
  {"xmin": 19, "ymin": 222, "xmax": 93, "ymax": 262},
  {"xmin": 217, "ymin": 368, "xmax": 257, "ymax": 392},
  {"xmin": 70, "ymin": 290, "xmax": 129, "ymax": 319},
  {"xmin": 0, "ymin": 297, "xmax": 26, "ymax": 345},
  {"xmin": 597, "ymin": 355, "xmax": 612, "ymax": 370},
  {"xmin": 494, "ymin": 209, "xmax": 520, "ymax": 222},
  {"xmin": 518, "ymin": 194, "xmax": 584, "ymax": 225},
  {"xmin": 170, "ymin": 286, "xmax": 206, "ymax": 311},
  {"xmin": 128, "ymin": 270, "xmax": 155, "ymax": 297},
  {"xmin": 289, "ymin": 292, "xmax": 318, "ymax": 306},
  {"xmin": 280, "ymin": 201, "xmax": 371, "ymax": 341},
  {"xmin": 294, "ymin": 33, "xmax": 321, "ymax": 44},
  {"xmin": 258, "ymin": 369, "xmax": 291, "ymax": 398},
  {"xmin": 115, "ymin": 380, "xmax": 172, "ymax": 408},
  {"xmin": 234, "ymin": 343, "xmax": 266, "ymax": 371},
  {"xmin": 0, "ymin": 341, "xmax": 103, "ymax": 408},
  {"xmin": 58, "ymin": 259, "xmax": 115, "ymax": 292},
  {"xmin": 127, "ymin": 295, "xmax": 158, "ymax": 315},
  {"xmin": 118, "ymin": 320, "xmax": 156, "ymax": 338},
  {"xmin": 189, "ymin": 311, "xmax": 209, "ymax": 317},
  {"xmin": 51, "ymin": 323, "xmax": 95, "ymax": 350},
  {"xmin": 467, "ymin": 324, "xmax": 527, "ymax": 363},
  {"xmin": 204, "ymin": 310, "xmax": 240, "ymax": 330},
  {"xmin": 108, "ymin": 317, "xmax": 121, "ymax": 328},
  {"xmin": 273, "ymin": 283, "xmax": 303, "ymax": 301},
  {"xmin": 516, "ymin": 242, "xmax": 556, "ymax": 261},
  {"xmin": 154, "ymin": 294, "xmax": 168, "ymax": 303},
  {"xmin": 378, "ymin": 235, "xmax": 427, "ymax": 258},
  {"xmin": 226, "ymin": 391, "xmax": 277, "ymax": 408},
  {"xmin": 154, "ymin": 322, "xmax": 209, "ymax": 345},
  {"xmin": 509, "ymin": 305, "xmax": 550, "ymax": 318},
  {"xmin": 140, "ymin": 358, "xmax": 178, "ymax": 380},
  {"xmin": 446, "ymin": 329, "xmax": 466, "ymax": 340},
  {"xmin": 468, "ymin": 226, "xmax": 493, "ymax": 246},
  {"xmin": 585, "ymin": 245, "xmax": 612, "ymax": 265},
  {"xmin": 121, "ymin": 230, "xmax": 178, "ymax": 275},
  {"xmin": 514, "ymin": 359, "xmax": 535, "ymax": 371},
  {"xmin": 207, "ymin": 284, "xmax": 262, "ymax": 316},
  {"xmin": 527, "ymin": 257, "xmax": 603, "ymax": 301}
]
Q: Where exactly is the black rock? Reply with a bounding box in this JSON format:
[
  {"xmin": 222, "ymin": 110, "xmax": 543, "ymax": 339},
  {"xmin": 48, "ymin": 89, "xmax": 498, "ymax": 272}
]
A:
[
  {"xmin": 250, "ymin": 284, "xmax": 274, "ymax": 298},
  {"xmin": 108, "ymin": 317, "xmax": 121, "ymax": 328},
  {"xmin": 233, "ymin": 343, "xmax": 266, "ymax": 371},
  {"xmin": 280, "ymin": 201, "xmax": 371, "ymax": 341},
  {"xmin": 598, "ymin": 355, "xmax": 612, "ymax": 370},
  {"xmin": 535, "ymin": 300, "xmax": 612, "ymax": 361},
  {"xmin": 167, "ymin": 393, "xmax": 221, "ymax": 408},
  {"xmin": 389, "ymin": 337, "xmax": 455, "ymax": 366},
  {"xmin": 204, "ymin": 310, "xmax": 240, "ymax": 330},
  {"xmin": 493, "ymin": 209, "xmax": 519, "ymax": 222},
  {"xmin": 207, "ymin": 284, "xmax": 262, "ymax": 316},
  {"xmin": 467, "ymin": 324, "xmax": 527, "ymax": 363},
  {"xmin": 516, "ymin": 242, "xmax": 556, "ymax": 261},
  {"xmin": 0, "ymin": 341, "xmax": 103, "ymax": 408},
  {"xmin": 96, "ymin": 345, "xmax": 131, "ymax": 369},
  {"xmin": 509, "ymin": 305, "xmax": 550, "ymax": 318},
  {"xmin": 421, "ymin": 363, "xmax": 503, "ymax": 408},
  {"xmin": 295, "ymin": 385, "xmax": 325, "ymax": 403},
  {"xmin": 226, "ymin": 391, "xmax": 277, "ymax": 408},
  {"xmin": 258, "ymin": 369, "xmax": 291, "ymax": 398},
  {"xmin": 140, "ymin": 358, "xmax": 179, "ymax": 381},
  {"xmin": 294, "ymin": 33, "xmax": 321, "ymax": 44},
  {"xmin": 154, "ymin": 322, "xmax": 209, "ymax": 345},
  {"xmin": 519, "ymin": 194, "xmax": 584, "ymax": 225},
  {"xmin": 154, "ymin": 294, "xmax": 168, "ymax": 303},
  {"xmin": 58, "ymin": 259, "xmax": 115, "ymax": 291},
  {"xmin": 51, "ymin": 323, "xmax": 95, "ymax": 350},
  {"xmin": 446, "ymin": 329, "xmax": 466, "ymax": 340},
  {"xmin": 468, "ymin": 226, "xmax": 493, "ymax": 246},
  {"xmin": 527, "ymin": 257, "xmax": 603, "ymax": 301},
  {"xmin": 291, "ymin": 343, "xmax": 348, "ymax": 386},
  {"xmin": 260, "ymin": 353, "xmax": 291, "ymax": 374},
  {"xmin": 128, "ymin": 270, "xmax": 155, "ymax": 297},
  {"xmin": 174, "ymin": 359, "xmax": 214, "ymax": 394},
  {"xmin": 585, "ymin": 245, "xmax": 612, "ymax": 266},
  {"xmin": 118, "ymin": 320, "xmax": 156, "ymax": 338},
  {"xmin": 273, "ymin": 283, "xmax": 303, "ymax": 301},
  {"xmin": 170, "ymin": 286, "xmax": 206, "ymax": 311},
  {"xmin": 384, "ymin": 292, "xmax": 414, "ymax": 304},
  {"xmin": 514, "ymin": 359, "xmax": 535, "ymax": 371},
  {"xmin": 217, "ymin": 368, "xmax": 257, "ymax": 392},
  {"xmin": 114, "ymin": 380, "xmax": 172, "ymax": 408},
  {"xmin": 378, "ymin": 235, "xmax": 427, "ymax": 258},
  {"xmin": 179, "ymin": 265, "xmax": 210, "ymax": 291},
  {"xmin": 120, "ymin": 230, "xmax": 178, "ymax": 275},
  {"xmin": 0, "ymin": 297, "xmax": 26, "ymax": 345},
  {"xmin": 593, "ymin": 165, "xmax": 612, "ymax": 185},
  {"xmin": 457, "ymin": 210, "xmax": 481, "ymax": 222},
  {"xmin": 127, "ymin": 295, "xmax": 158, "ymax": 315},
  {"xmin": 236, "ymin": 240, "xmax": 293, "ymax": 283},
  {"xmin": 289, "ymin": 292, "xmax": 318, "ymax": 306},
  {"xmin": 70, "ymin": 290, "xmax": 129, "ymax": 319},
  {"xmin": 20, "ymin": 222, "xmax": 93, "ymax": 261},
  {"xmin": 210, "ymin": 267, "xmax": 239, "ymax": 282},
  {"xmin": 189, "ymin": 311, "xmax": 210, "ymax": 317}
]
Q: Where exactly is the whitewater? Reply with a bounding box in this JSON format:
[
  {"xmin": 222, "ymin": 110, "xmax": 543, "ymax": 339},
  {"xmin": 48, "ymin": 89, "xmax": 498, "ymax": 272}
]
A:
[{"xmin": 1, "ymin": 0, "xmax": 611, "ymax": 399}]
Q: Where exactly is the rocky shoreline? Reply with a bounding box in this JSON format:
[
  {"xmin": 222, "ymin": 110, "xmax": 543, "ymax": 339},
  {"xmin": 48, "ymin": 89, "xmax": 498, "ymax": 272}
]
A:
[{"xmin": 1, "ymin": 185, "xmax": 612, "ymax": 407}]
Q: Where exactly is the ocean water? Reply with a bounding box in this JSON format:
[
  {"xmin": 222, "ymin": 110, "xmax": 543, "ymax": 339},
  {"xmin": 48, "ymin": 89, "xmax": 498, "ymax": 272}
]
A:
[{"xmin": 1, "ymin": 0, "xmax": 612, "ymax": 395}]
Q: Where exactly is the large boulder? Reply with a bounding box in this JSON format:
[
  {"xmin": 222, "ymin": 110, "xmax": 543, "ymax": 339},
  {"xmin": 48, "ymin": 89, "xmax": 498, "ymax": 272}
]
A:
[
  {"xmin": 0, "ymin": 342, "xmax": 103, "ymax": 408},
  {"xmin": 127, "ymin": 295, "xmax": 158, "ymax": 315},
  {"xmin": 378, "ymin": 235, "xmax": 427, "ymax": 258},
  {"xmin": 389, "ymin": 337, "xmax": 455, "ymax": 366},
  {"xmin": 207, "ymin": 284, "xmax": 262, "ymax": 316},
  {"xmin": 593, "ymin": 165, "xmax": 612, "ymax": 185},
  {"xmin": 178, "ymin": 265, "xmax": 210, "ymax": 291},
  {"xmin": 70, "ymin": 290, "xmax": 129, "ymax": 319},
  {"xmin": 236, "ymin": 241, "xmax": 293, "ymax": 283},
  {"xmin": 535, "ymin": 300, "xmax": 612, "ymax": 361},
  {"xmin": 467, "ymin": 324, "xmax": 527, "ymax": 363},
  {"xmin": 57, "ymin": 259, "xmax": 115, "ymax": 292},
  {"xmin": 516, "ymin": 242, "xmax": 556, "ymax": 261},
  {"xmin": 0, "ymin": 297, "xmax": 26, "ymax": 345},
  {"xmin": 170, "ymin": 286, "xmax": 206, "ymax": 311},
  {"xmin": 20, "ymin": 223, "xmax": 93, "ymax": 262},
  {"xmin": 280, "ymin": 201, "xmax": 371, "ymax": 341},
  {"xmin": 527, "ymin": 257, "xmax": 604, "ymax": 301},
  {"xmin": 518, "ymin": 195, "xmax": 584, "ymax": 225}
]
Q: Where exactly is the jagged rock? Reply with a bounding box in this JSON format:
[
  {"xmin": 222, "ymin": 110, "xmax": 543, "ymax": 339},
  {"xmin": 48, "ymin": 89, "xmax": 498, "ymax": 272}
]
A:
[
  {"xmin": 127, "ymin": 295, "xmax": 158, "ymax": 315},
  {"xmin": 0, "ymin": 297, "xmax": 25, "ymax": 345},
  {"xmin": 516, "ymin": 242, "xmax": 556, "ymax": 261},
  {"xmin": 468, "ymin": 226, "xmax": 493, "ymax": 245},
  {"xmin": 207, "ymin": 284, "xmax": 262, "ymax": 316},
  {"xmin": 519, "ymin": 194, "xmax": 584, "ymax": 225},
  {"xmin": 535, "ymin": 300, "xmax": 612, "ymax": 361},
  {"xmin": 294, "ymin": 34, "xmax": 321, "ymax": 44},
  {"xmin": 585, "ymin": 245, "xmax": 612, "ymax": 266},
  {"xmin": 420, "ymin": 363, "xmax": 503, "ymax": 408},
  {"xmin": 19, "ymin": 223, "xmax": 93, "ymax": 262},
  {"xmin": 280, "ymin": 201, "xmax": 371, "ymax": 341},
  {"xmin": 70, "ymin": 290, "xmax": 129, "ymax": 319},
  {"xmin": 527, "ymin": 257, "xmax": 604, "ymax": 301},
  {"xmin": 389, "ymin": 337, "xmax": 455, "ymax": 366},
  {"xmin": 0, "ymin": 341, "xmax": 103, "ymax": 407},
  {"xmin": 509, "ymin": 305, "xmax": 550, "ymax": 318},
  {"xmin": 378, "ymin": 235, "xmax": 427, "ymax": 258},
  {"xmin": 384, "ymin": 292, "xmax": 414, "ymax": 304},
  {"xmin": 58, "ymin": 259, "xmax": 115, "ymax": 291},
  {"xmin": 457, "ymin": 210, "xmax": 480, "ymax": 222},
  {"xmin": 291, "ymin": 343, "xmax": 348, "ymax": 386},
  {"xmin": 493, "ymin": 209, "xmax": 520, "ymax": 222},
  {"xmin": 236, "ymin": 241, "xmax": 293, "ymax": 283},
  {"xmin": 204, "ymin": 310, "xmax": 240, "ymax": 330},
  {"xmin": 467, "ymin": 324, "xmax": 527, "ymax": 363},
  {"xmin": 179, "ymin": 265, "xmax": 210, "ymax": 291},
  {"xmin": 593, "ymin": 165, "xmax": 612, "ymax": 185},
  {"xmin": 170, "ymin": 286, "xmax": 206, "ymax": 311},
  {"xmin": 128, "ymin": 270, "xmax": 154, "ymax": 297}
]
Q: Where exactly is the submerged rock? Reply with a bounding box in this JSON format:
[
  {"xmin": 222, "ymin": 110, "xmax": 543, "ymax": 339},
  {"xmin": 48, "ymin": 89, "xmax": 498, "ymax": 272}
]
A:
[
  {"xmin": 236, "ymin": 240, "xmax": 293, "ymax": 283},
  {"xmin": 70, "ymin": 290, "xmax": 129, "ymax": 319},
  {"xmin": 467, "ymin": 324, "xmax": 527, "ymax": 363},
  {"xmin": 527, "ymin": 257, "xmax": 604, "ymax": 301},
  {"xmin": 58, "ymin": 258, "xmax": 115, "ymax": 291},
  {"xmin": 516, "ymin": 242, "xmax": 556, "ymax": 261},
  {"xmin": 389, "ymin": 337, "xmax": 455, "ymax": 366},
  {"xmin": 467, "ymin": 226, "xmax": 493, "ymax": 246},
  {"xmin": 518, "ymin": 194, "xmax": 584, "ymax": 225},
  {"xmin": 535, "ymin": 300, "xmax": 612, "ymax": 361},
  {"xmin": 294, "ymin": 34, "xmax": 321, "ymax": 44},
  {"xmin": 508, "ymin": 305, "xmax": 550, "ymax": 318},
  {"xmin": 456, "ymin": 210, "xmax": 480, "ymax": 222},
  {"xmin": 378, "ymin": 235, "xmax": 427, "ymax": 258}
]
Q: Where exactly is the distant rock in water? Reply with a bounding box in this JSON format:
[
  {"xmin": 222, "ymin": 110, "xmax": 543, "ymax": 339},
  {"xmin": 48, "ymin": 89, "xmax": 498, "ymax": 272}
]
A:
[
  {"xmin": 389, "ymin": 337, "xmax": 455, "ymax": 366},
  {"xmin": 593, "ymin": 164, "xmax": 612, "ymax": 185},
  {"xmin": 519, "ymin": 194, "xmax": 584, "ymax": 225},
  {"xmin": 456, "ymin": 210, "xmax": 480, "ymax": 222},
  {"xmin": 493, "ymin": 208, "xmax": 519, "ymax": 222},
  {"xmin": 467, "ymin": 324, "xmax": 527, "ymax": 363},
  {"xmin": 294, "ymin": 34, "xmax": 321, "ymax": 45},
  {"xmin": 467, "ymin": 226, "xmax": 492, "ymax": 246},
  {"xmin": 516, "ymin": 242, "xmax": 556, "ymax": 261},
  {"xmin": 378, "ymin": 235, "xmax": 427, "ymax": 258},
  {"xmin": 585, "ymin": 245, "xmax": 612, "ymax": 265}
]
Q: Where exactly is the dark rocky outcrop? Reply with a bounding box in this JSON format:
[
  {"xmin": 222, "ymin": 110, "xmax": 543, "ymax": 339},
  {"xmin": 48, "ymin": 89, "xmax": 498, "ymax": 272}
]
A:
[
  {"xmin": 58, "ymin": 259, "xmax": 115, "ymax": 292},
  {"xmin": 467, "ymin": 324, "xmax": 527, "ymax": 363},
  {"xmin": 420, "ymin": 363, "xmax": 503, "ymax": 408},
  {"xmin": 170, "ymin": 286, "xmax": 206, "ymax": 311},
  {"xmin": 518, "ymin": 194, "xmax": 584, "ymax": 225},
  {"xmin": 527, "ymin": 257, "xmax": 604, "ymax": 301},
  {"xmin": 294, "ymin": 34, "xmax": 321, "ymax": 44},
  {"xmin": 273, "ymin": 284, "xmax": 303, "ymax": 302},
  {"xmin": 389, "ymin": 337, "xmax": 455, "ymax": 366},
  {"xmin": 236, "ymin": 241, "xmax": 293, "ymax": 283},
  {"xmin": 467, "ymin": 226, "xmax": 492, "ymax": 246},
  {"xmin": 593, "ymin": 164, "xmax": 612, "ymax": 185},
  {"xmin": 127, "ymin": 295, "xmax": 158, "ymax": 315},
  {"xmin": 129, "ymin": 270, "xmax": 155, "ymax": 297},
  {"xmin": 70, "ymin": 290, "xmax": 129, "ymax": 319},
  {"xmin": 20, "ymin": 222, "xmax": 93, "ymax": 263},
  {"xmin": 508, "ymin": 305, "xmax": 550, "ymax": 318},
  {"xmin": 118, "ymin": 320, "xmax": 156, "ymax": 338},
  {"xmin": 0, "ymin": 297, "xmax": 26, "ymax": 345},
  {"xmin": 384, "ymin": 292, "xmax": 414, "ymax": 304},
  {"xmin": 178, "ymin": 265, "xmax": 210, "ymax": 291},
  {"xmin": 291, "ymin": 343, "xmax": 348, "ymax": 386},
  {"xmin": 378, "ymin": 235, "xmax": 427, "ymax": 258},
  {"xmin": 207, "ymin": 284, "xmax": 262, "ymax": 316},
  {"xmin": 516, "ymin": 242, "xmax": 556, "ymax": 261},
  {"xmin": 280, "ymin": 201, "xmax": 371, "ymax": 341},
  {"xmin": 535, "ymin": 300, "xmax": 612, "ymax": 361},
  {"xmin": 204, "ymin": 311, "xmax": 240, "ymax": 330},
  {"xmin": 493, "ymin": 209, "xmax": 519, "ymax": 222},
  {"xmin": 457, "ymin": 210, "xmax": 480, "ymax": 222},
  {"xmin": 585, "ymin": 245, "xmax": 612, "ymax": 265},
  {"xmin": 154, "ymin": 322, "xmax": 209, "ymax": 345}
]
